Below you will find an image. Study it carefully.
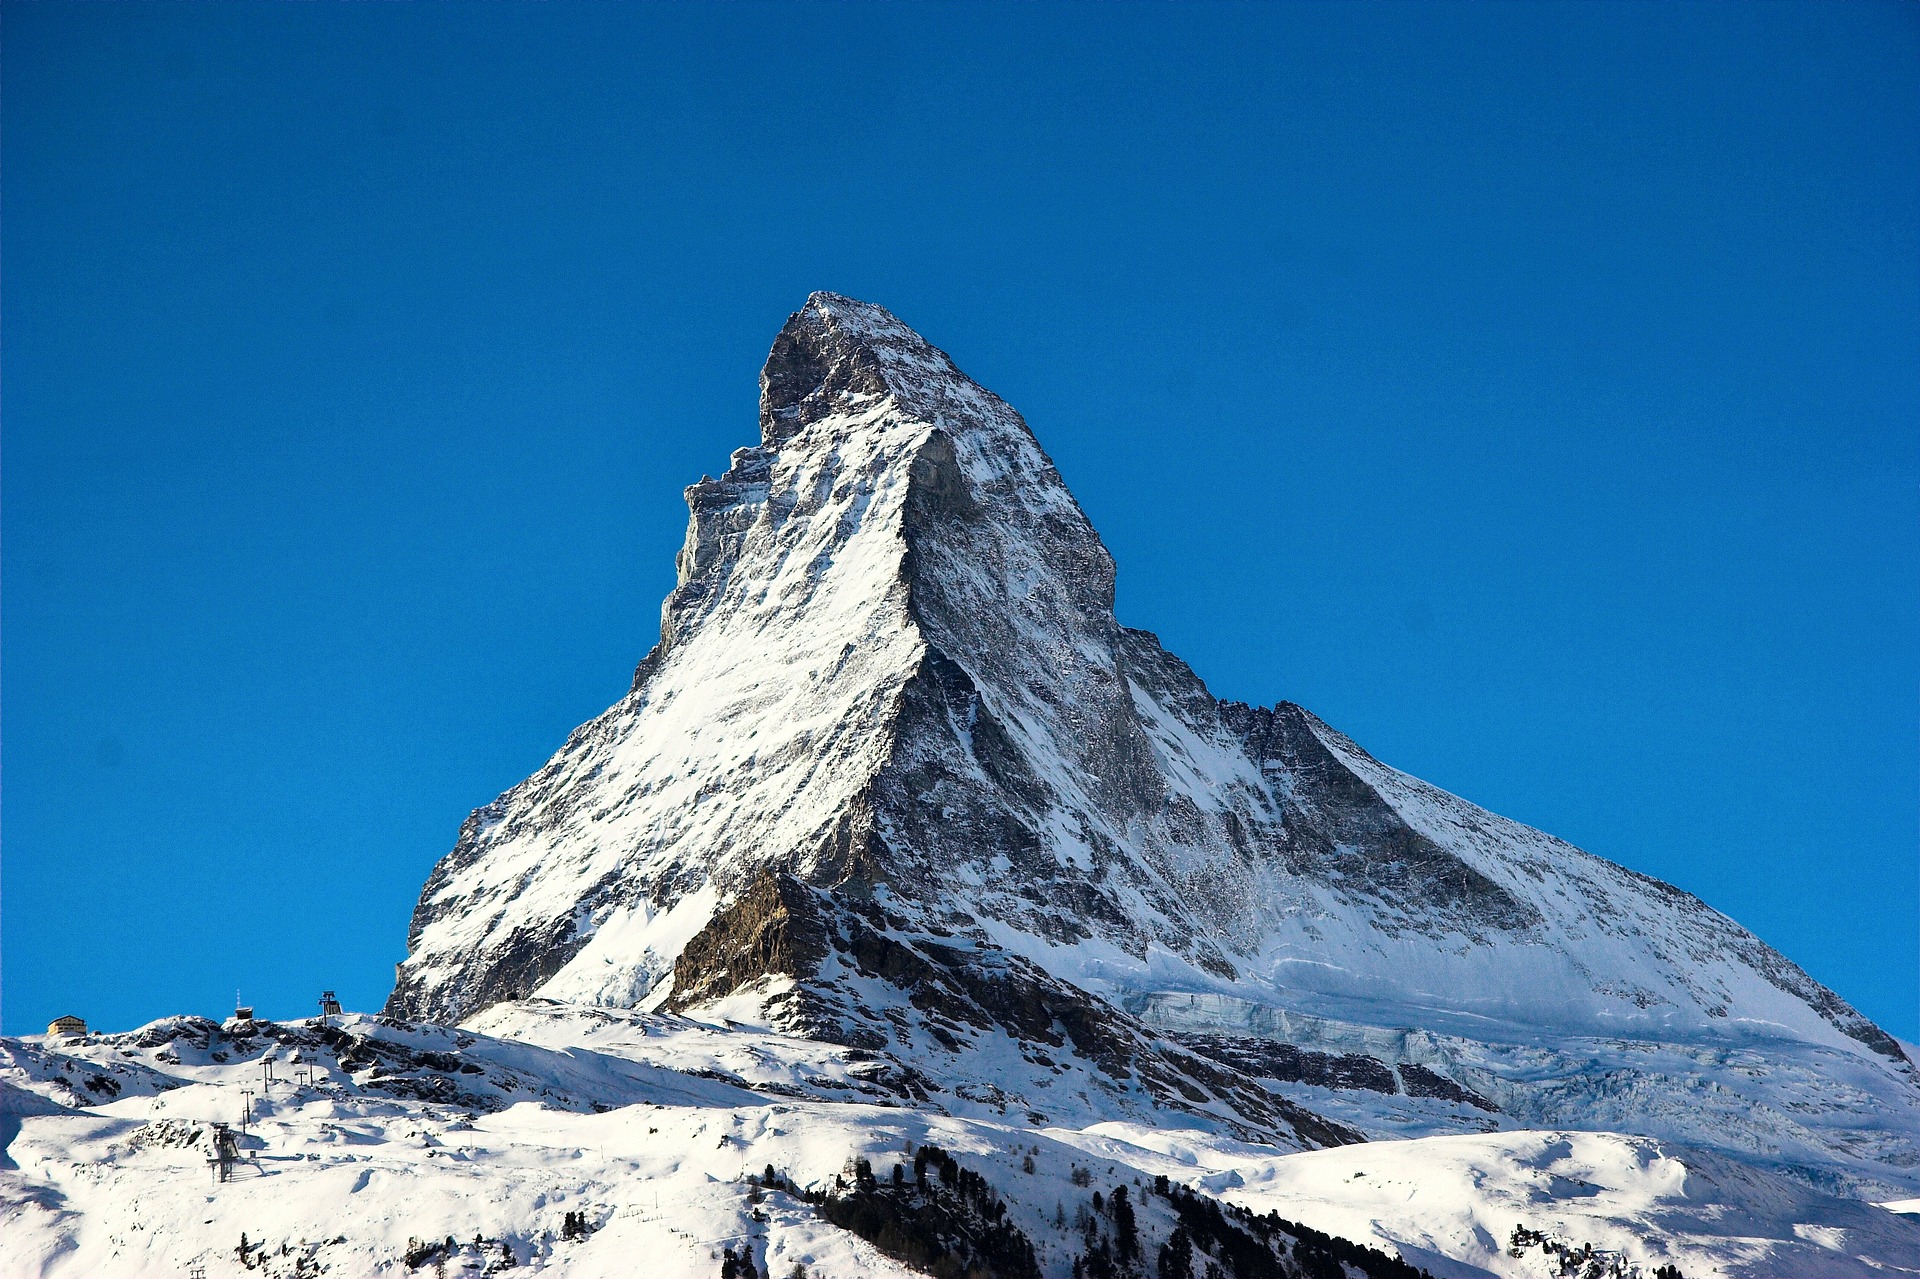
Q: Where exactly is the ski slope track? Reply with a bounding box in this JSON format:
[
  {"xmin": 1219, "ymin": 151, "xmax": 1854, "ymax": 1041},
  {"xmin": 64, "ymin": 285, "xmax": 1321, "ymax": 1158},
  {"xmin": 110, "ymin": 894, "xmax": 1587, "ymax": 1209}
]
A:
[{"xmin": 5, "ymin": 293, "xmax": 1915, "ymax": 1277}]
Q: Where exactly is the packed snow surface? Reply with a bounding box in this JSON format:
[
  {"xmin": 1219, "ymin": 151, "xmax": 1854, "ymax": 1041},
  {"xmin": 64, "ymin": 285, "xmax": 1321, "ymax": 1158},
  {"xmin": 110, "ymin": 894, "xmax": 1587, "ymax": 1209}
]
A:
[{"xmin": 5, "ymin": 1008, "xmax": 1917, "ymax": 1278}]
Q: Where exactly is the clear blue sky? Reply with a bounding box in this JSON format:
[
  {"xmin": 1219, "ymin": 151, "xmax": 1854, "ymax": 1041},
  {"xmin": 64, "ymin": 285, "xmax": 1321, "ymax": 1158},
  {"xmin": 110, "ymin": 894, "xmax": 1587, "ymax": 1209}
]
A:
[{"xmin": 4, "ymin": 2, "xmax": 1915, "ymax": 1040}]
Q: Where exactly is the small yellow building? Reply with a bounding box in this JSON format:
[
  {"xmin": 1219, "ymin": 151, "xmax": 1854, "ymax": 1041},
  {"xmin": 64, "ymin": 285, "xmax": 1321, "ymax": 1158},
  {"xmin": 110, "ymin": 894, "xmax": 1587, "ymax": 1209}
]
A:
[{"xmin": 46, "ymin": 1015, "xmax": 87, "ymax": 1037}]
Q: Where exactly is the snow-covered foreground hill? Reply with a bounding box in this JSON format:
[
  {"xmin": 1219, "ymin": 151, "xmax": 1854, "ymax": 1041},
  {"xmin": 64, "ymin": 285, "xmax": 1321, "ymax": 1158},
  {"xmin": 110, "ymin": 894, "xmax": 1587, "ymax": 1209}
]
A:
[{"xmin": 5, "ymin": 1008, "xmax": 1917, "ymax": 1279}]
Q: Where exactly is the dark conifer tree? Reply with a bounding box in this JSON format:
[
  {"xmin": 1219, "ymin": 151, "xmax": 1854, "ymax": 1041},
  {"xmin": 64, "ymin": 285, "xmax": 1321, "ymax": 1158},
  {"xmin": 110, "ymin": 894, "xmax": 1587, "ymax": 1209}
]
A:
[
  {"xmin": 1158, "ymin": 1226, "xmax": 1195, "ymax": 1279},
  {"xmin": 1111, "ymin": 1185, "xmax": 1138, "ymax": 1264}
]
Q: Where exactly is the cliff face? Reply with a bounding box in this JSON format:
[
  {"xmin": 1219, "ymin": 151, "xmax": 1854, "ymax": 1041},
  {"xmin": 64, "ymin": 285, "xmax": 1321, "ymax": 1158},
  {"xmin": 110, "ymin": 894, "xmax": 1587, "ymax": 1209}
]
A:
[{"xmin": 387, "ymin": 293, "xmax": 1910, "ymax": 1162}]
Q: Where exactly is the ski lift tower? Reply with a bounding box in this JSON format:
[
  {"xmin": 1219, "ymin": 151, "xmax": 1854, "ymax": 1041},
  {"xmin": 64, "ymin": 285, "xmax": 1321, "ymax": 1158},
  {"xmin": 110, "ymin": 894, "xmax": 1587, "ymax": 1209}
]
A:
[
  {"xmin": 318, "ymin": 990, "xmax": 343, "ymax": 1020},
  {"xmin": 209, "ymin": 1122, "xmax": 240, "ymax": 1183}
]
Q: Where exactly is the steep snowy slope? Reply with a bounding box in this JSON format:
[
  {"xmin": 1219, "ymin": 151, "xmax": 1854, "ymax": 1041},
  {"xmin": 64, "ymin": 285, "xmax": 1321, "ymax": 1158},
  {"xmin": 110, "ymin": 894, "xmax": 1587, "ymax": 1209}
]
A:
[{"xmin": 384, "ymin": 293, "xmax": 1914, "ymax": 1188}]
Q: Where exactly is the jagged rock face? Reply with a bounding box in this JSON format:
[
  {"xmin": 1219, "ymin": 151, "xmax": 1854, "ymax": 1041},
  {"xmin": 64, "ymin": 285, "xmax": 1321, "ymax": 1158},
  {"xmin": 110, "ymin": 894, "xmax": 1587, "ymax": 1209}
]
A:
[{"xmin": 388, "ymin": 292, "xmax": 1907, "ymax": 1151}]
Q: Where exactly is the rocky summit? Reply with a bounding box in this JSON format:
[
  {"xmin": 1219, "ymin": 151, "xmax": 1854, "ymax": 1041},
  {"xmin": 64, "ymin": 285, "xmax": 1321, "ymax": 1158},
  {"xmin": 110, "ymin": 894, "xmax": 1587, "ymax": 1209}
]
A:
[{"xmin": 10, "ymin": 295, "xmax": 1916, "ymax": 1279}]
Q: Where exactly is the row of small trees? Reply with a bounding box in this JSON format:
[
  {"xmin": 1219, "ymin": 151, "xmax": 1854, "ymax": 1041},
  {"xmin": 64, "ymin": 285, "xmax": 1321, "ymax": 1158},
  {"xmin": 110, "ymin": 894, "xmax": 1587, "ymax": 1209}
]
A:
[
  {"xmin": 1509, "ymin": 1223, "xmax": 1685, "ymax": 1279},
  {"xmin": 749, "ymin": 1149, "xmax": 1443, "ymax": 1279},
  {"xmin": 1145, "ymin": 1176, "xmax": 1432, "ymax": 1279},
  {"xmin": 402, "ymin": 1231, "xmax": 516, "ymax": 1272},
  {"xmin": 819, "ymin": 1146, "xmax": 1043, "ymax": 1279}
]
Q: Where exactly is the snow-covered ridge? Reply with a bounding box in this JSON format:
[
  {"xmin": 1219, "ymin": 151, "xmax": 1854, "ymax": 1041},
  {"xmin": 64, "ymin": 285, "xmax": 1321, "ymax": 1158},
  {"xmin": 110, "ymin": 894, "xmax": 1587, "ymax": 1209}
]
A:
[{"xmin": 376, "ymin": 292, "xmax": 1912, "ymax": 1198}]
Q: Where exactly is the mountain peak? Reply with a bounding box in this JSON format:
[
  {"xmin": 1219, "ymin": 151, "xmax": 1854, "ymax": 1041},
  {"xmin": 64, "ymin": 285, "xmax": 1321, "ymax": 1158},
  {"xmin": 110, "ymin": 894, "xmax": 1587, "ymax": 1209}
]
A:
[
  {"xmin": 386, "ymin": 293, "xmax": 1910, "ymax": 1175},
  {"xmin": 758, "ymin": 292, "xmax": 1005, "ymax": 447}
]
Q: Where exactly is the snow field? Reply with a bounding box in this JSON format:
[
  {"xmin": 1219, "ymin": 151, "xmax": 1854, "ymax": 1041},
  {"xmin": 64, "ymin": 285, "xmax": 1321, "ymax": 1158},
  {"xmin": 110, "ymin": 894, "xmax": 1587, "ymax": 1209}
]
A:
[{"xmin": 7, "ymin": 1010, "xmax": 1920, "ymax": 1278}]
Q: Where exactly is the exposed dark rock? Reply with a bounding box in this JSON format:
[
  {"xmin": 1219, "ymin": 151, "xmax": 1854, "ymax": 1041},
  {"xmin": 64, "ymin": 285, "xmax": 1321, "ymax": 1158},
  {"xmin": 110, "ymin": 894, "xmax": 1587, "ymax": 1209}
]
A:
[
  {"xmin": 663, "ymin": 871, "xmax": 1358, "ymax": 1146},
  {"xmin": 1396, "ymin": 1063, "xmax": 1498, "ymax": 1112},
  {"xmin": 1173, "ymin": 1034, "xmax": 1398, "ymax": 1095},
  {"xmin": 667, "ymin": 871, "xmax": 833, "ymax": 1014},
  {"xmin": 1218, "ymin": 700, "xmax": 1542, "ymax": 935}
]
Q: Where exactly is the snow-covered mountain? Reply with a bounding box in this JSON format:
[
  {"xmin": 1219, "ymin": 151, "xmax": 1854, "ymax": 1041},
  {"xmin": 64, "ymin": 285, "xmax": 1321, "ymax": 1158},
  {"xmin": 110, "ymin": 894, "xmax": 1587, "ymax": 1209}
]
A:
[
  {"xmin": 385, "ymin": 293, "xmax": 1914, "ymax": 1183},
  {"xmin": 6, "ymin": 293, "xmax": 1916, "ymax": 1278}
]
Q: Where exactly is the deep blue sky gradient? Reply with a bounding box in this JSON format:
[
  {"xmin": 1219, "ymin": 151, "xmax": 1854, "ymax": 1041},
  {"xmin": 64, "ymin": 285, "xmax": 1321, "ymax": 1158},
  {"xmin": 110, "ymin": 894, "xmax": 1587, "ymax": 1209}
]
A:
[{"xmin": 4, "ymin": 3, "xmax": 1916, "ymax": 1038}]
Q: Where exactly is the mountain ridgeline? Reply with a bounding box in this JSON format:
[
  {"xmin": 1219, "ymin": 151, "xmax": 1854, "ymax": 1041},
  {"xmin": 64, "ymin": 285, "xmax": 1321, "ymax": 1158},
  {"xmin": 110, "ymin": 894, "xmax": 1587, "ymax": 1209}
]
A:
[{"xmin": 386, "ymin": 293, "xmax": 1912, "ymax": 1181}]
